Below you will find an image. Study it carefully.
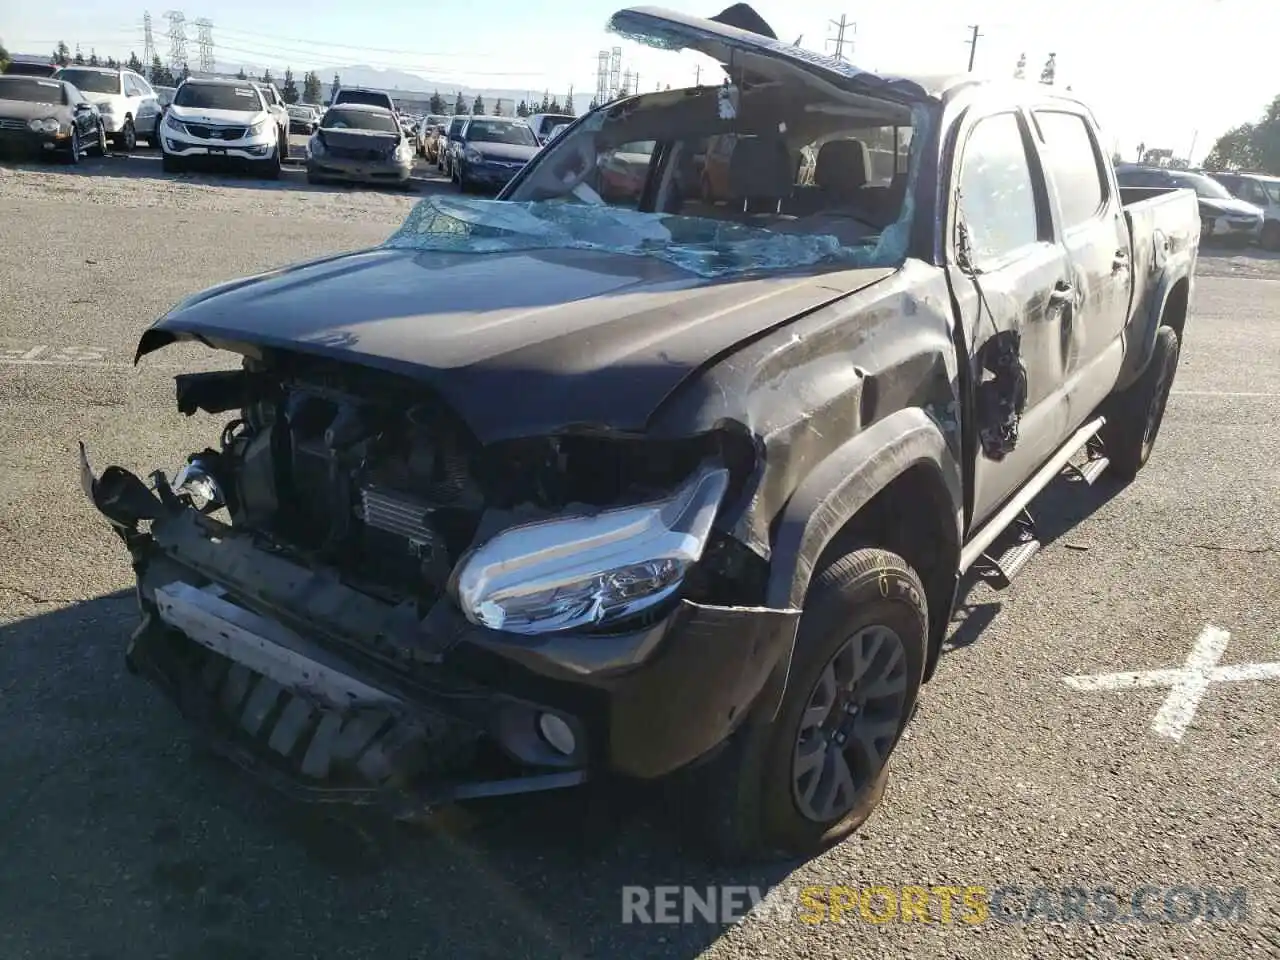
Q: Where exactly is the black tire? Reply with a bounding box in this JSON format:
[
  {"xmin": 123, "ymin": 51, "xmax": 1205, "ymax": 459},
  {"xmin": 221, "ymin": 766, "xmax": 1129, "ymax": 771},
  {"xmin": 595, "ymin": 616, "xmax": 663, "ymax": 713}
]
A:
[
  {"xmin": 92, "ymin": 121, "xmax": 109, "ymax": 156},
  {"xmin": 63, "ymin": 126, "xmax": 81, "ymax": 165},
  {"xmin": 1262, "ymin": 222, "xmax": 1280, "ymax": 252},
  {"xmin": 686, "ymin": 548, "xmax": 928, "ymax": 863},
  {"xmin": 161, "ymin": 152, "xmax": 183, "ymax": 174},
  {"xmin": 261, "ymin": 150, "xmax": 282, "ymax": 180},
  {"xmin": 116, "ymin": 118, "xmax": 136, "ymax": 152},
  {"xmin": 149, "ymin": 114, "xmax": 163, "ymax": 146},
  {"xmin": 1099, "ymin": 325, "xmax": 1180, "ymax": 482}
]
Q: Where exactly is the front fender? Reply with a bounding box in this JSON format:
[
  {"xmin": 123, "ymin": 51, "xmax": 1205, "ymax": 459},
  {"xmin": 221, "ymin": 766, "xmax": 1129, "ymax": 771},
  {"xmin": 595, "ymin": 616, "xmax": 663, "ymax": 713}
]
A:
[{"xmin": 765, "ymin": 406, "xmax": 962, "ymax": 611}]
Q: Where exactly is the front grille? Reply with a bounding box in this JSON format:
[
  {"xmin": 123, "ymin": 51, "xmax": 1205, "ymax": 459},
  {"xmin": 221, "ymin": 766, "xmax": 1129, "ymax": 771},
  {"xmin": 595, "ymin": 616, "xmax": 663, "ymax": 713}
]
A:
[
  {"xmin": 0, "ymin": 118, "xmax": 28, "ymax": 131},
  {"xmin": 327, "ymin": 145, "xmax": 390, "ymax": 161},
  {"xmin": 185, "ymin": 123, "xmax": 247, "ymax": 141}
]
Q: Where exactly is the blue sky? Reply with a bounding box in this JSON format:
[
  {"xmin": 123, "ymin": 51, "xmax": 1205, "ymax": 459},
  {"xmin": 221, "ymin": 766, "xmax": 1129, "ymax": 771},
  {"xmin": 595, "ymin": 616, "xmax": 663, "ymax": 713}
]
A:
[{"xmin": 6, "ymin": 0, "xmax": 1275, "ymax": 160}]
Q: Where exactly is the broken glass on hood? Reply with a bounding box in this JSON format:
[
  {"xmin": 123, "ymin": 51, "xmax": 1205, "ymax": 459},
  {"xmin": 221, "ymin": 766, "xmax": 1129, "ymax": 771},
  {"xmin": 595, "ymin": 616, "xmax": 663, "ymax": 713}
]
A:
[{"xmin": 383, "ymin": 195, "xmax": 902, "ymax": 279}]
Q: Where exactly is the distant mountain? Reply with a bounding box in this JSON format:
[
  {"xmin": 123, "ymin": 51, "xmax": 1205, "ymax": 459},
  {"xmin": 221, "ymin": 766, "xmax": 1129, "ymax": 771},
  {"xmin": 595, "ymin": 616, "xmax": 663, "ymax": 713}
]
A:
[{"xmin": 213, "ymin": 60, "xmax": 581, "ymax": 114}]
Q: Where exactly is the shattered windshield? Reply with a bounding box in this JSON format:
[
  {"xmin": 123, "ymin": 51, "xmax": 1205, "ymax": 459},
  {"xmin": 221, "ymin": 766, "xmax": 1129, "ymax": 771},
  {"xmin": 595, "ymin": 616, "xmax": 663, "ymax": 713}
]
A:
[{"xmin": 383, "ymin": 86, "xmax": 927, "ymax": 278}]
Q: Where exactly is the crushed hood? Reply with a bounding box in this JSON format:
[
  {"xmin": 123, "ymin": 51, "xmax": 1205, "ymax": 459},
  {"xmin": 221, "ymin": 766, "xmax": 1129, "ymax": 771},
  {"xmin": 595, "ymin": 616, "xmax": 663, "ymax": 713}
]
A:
[{"xmin": 136, "ymin": 244, "xmax": 894, "ymax": 443}]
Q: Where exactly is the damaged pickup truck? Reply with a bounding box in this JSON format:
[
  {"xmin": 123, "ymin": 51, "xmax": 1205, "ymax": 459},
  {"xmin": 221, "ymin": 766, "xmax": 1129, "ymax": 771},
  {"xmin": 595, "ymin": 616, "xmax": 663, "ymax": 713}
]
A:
[{"xmin": 80, "ymin": 4, "xmax": 1200, "ymax": 861}]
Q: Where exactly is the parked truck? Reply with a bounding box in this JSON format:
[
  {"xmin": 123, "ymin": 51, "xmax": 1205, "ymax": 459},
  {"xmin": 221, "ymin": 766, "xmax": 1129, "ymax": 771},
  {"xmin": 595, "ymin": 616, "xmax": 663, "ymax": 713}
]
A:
[{"xmin": 80, "ymin": 4, "xmax": 1200, "ymax": 862}]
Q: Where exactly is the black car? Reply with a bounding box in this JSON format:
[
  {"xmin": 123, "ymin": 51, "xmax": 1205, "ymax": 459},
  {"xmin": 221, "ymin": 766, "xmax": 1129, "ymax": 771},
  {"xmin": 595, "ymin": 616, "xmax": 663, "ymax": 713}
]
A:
[
  {"xmin": 1116, "ymin": 164, "xmax": 1264, "ymax": 246},
  {"xmin": 0, "ymin": 75, "xmax": 106, "ymax": 163},
  {"xmin": 452, "ymin": 115, "xmax": 539, "ymax": 193}
]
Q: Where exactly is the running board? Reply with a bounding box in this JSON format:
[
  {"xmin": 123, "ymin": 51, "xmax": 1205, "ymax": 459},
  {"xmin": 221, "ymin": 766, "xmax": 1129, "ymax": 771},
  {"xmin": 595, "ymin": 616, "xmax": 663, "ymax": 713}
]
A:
[{"xmin": 959, "ymin": 416, "xmax": 1106, "ymax": 576}]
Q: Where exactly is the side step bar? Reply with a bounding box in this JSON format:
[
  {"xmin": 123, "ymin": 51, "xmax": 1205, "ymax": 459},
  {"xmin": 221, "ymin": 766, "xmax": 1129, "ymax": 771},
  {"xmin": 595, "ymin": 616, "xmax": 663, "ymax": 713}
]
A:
[{"xmin": 959, "ymin": 415, "xmax": 1106, "ymax": 576}]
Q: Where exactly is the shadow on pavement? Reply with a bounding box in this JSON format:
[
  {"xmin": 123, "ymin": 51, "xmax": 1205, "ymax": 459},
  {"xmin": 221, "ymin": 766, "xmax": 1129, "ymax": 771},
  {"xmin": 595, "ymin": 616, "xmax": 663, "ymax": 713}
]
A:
[{"xmin": 0, "ymin": 592, "xmax": 796, "ymax": 960}]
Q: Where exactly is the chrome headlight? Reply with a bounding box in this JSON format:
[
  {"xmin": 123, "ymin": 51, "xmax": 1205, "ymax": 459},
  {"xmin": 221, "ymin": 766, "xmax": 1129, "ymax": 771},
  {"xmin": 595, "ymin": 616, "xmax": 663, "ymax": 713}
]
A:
[
  {"xmin": 164, "ymin": 113, "xmax": 187, "ymax": 134},
  {"xmin": 173, "ymin": 457, "xmax": 226, "ymax": 513},
  {"xmin": 454, "ymin": 464, "xmax": 730, "ymax": 635},
  {"xmin": 28, "ymin": 117, "xmax": 61, "ymax": 134},
  {"xmin": 247, "ymin": 118, "xmax": 270, "ymax": 137},
  {"xmin": 463, "ymin": 146, "xmax": 483, "ymax": 162}
]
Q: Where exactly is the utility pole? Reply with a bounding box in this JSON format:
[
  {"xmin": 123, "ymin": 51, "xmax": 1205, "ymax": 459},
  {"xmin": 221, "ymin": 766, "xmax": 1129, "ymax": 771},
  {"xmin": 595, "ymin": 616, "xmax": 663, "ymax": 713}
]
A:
[
  {"xmin": 694, "ymin": 64, "xmax": 701, "ymax": 86},
  {"xmin": 965, "ymin": 24, "xmax": 982, "ymax": 72},
  {"xmin": 194, "ymin": 18, "xmax": 214, "ymax": 74},
  {"xmin": 827, "ymin": 15, "xmax": 855, "ymax": 61}
]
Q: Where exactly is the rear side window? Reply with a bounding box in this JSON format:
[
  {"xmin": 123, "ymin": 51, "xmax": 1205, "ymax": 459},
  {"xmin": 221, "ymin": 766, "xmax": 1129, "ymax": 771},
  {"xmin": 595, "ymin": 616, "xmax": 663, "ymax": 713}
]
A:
[
  {"xmin": 956, "ymin": 112, "xmax": 1041, "ymax": 268},
  {"xmin": 1034, "ymin": 110, "xmax": 1107, "ymax": 229}
]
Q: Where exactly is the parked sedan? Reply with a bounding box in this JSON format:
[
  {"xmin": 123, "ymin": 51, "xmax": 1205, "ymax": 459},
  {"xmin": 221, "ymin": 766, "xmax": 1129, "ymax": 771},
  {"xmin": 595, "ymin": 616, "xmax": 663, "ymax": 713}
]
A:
[
  {"xmin": 287, "ymin": 103, "xmax": 319, "ymax": 135},
  {"xmin": 306, "ymin": 104, "xmax": 415, "ymax": 186},
  {"xmin": 1116, "ymin": 164, "xmax": 1264, "ymax": 246},
  {"xmin": 452, "ymin": 115, "xmax": 539, "ymax": 193},
  {"xmin": 0, "ymin": 75, "xmax": 107, "ymax": 163}
]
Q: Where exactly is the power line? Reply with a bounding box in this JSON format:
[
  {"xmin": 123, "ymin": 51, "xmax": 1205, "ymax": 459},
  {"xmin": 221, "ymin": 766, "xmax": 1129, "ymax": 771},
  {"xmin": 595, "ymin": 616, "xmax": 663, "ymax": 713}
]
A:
[
  {"xmin": 965, "ymin": 24, "xmax": 982, "ymax": 72},
  {"xmin": 209, "ymin": 22, "xmax": 491, "ymax": 59}
]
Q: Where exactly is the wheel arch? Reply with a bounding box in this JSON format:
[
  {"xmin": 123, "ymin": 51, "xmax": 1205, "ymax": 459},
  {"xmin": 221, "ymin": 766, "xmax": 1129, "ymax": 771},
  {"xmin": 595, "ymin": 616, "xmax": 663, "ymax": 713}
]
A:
[{"xmin": 762, "ymin": 407, "xmax": 963, "ymax": 710}]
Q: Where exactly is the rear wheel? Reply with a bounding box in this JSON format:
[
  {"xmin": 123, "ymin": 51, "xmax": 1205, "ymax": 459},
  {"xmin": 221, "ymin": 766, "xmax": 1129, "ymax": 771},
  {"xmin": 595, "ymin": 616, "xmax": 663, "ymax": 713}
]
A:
[
  {"xmin": 1099, "ymin": 325, "xmax": 1180, "ymax": 481},
  {"xmin": 1262, "ymin": 221, "xmax": 1280, "ymax": 252},
  {"xmin": 92, "ymin": 121, "xmax": 109, "ymax": 156},
  {"xmin": 260, "ymin": 146, "xmax": 282, "ymax": 180},
  {"xmin": 116, "ymin": 118, "xmax": 136, "ymax": 152},
  {"xmin": 685, "ymin": 548, "xmax": 927, "ymax": 863},
  {"xmin": 63, "ymin": 127, "xmax": 81, "ymax": 165}
]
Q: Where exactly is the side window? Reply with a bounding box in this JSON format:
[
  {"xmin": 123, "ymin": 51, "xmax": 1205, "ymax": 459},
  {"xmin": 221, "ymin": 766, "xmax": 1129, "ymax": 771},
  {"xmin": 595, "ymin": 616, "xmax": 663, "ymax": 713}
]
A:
[
  {"xmin": 1034, "ymin": 110, "xmax": 1107, "ymax": 229},
  {"xmin": 956, "ymin": 112, "xmax": 1041, "ymax": 268},
  {"xmin": 137, "ymin": 76, "xmax": 154, "ymax": 97},
  {"xmin": 592, "ymin": 141, "xmax": 656, "ymax": 209},
  {"xmin": 122, "ymin": 74, "xmax": 138, "ymax": 96},
  {"xmin": 1237, "ymin": 180, "xmax": 1262, "ymax": 204}
]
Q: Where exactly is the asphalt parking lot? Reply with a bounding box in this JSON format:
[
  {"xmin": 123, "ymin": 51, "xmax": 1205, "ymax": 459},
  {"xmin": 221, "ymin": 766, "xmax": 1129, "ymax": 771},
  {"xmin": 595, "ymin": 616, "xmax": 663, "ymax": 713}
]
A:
[{"xmin": 1, "ymin": 153, "xmax": 1278, "ymax": 960}]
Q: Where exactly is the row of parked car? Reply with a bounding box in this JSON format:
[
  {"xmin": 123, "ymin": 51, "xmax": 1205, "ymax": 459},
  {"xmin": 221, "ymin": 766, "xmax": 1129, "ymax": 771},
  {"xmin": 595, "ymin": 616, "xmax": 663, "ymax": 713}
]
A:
[{"xmin": 1116, "ymin": 163, "xmax": 1280, "ymax": 250}]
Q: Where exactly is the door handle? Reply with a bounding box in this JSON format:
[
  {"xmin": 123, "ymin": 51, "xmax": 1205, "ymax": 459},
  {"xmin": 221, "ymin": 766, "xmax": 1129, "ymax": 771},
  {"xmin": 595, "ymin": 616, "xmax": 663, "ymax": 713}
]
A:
[
  {"xmin": 1112, "ymin": 248, "xmax": 1129, "ymax": 272},
  {"xmin": 1049, "ymin": 281, "xmax": 1074, "ymax": 305}
]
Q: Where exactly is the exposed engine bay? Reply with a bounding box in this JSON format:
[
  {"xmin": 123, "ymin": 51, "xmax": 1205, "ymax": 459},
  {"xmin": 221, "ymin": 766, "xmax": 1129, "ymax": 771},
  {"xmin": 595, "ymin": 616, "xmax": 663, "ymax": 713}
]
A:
[{"xmin": 170, "ymin": 354, "xmax": 762, "ymax": 617}]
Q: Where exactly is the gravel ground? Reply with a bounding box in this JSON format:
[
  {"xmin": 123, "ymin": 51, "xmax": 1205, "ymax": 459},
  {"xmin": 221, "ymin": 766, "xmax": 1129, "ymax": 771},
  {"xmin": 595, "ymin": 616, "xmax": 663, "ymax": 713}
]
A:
[{"xmin": 1, "ymin": 157, "xmax": 1278, "ymax": 960}]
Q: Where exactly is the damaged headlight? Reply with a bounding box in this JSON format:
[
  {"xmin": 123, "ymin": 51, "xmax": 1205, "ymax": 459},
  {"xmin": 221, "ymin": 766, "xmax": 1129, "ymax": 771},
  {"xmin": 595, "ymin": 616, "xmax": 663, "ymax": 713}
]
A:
[
  {"xmin": 453, "ymin": 464, "xmax": 730, "ymax": 635},
  {"xmin": 173, "ymin": 456, "xmax": 227, "ymax": 513}
]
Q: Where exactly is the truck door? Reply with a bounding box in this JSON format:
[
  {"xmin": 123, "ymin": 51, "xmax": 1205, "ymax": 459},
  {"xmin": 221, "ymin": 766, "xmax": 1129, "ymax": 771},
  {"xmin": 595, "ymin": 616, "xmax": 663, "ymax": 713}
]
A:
[
  {"xmin": 945, "ymin": 108, "xmax": 1075, "ymax": 529},
  {"xmin": 1030, "ymin": 109, "xmax": 1132, "ymax": 424}
]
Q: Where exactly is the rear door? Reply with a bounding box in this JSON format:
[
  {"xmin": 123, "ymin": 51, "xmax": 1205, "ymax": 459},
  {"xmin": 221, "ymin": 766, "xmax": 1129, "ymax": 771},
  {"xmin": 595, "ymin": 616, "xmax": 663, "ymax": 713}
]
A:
[
  {"xmin": 945, "ymin": 107, "xmax": 1074, "ymax": 528},
  {"xmin": 1030, "ymin": 108, "xmax": 1132, "ymax": 424}
]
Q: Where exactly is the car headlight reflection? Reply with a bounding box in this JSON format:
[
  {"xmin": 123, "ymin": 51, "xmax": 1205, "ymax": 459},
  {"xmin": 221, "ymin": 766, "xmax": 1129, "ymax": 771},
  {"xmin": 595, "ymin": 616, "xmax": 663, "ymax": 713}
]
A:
[{"xmin": 453, "ymin": 464, "xmax": 729, "ymax": 635}]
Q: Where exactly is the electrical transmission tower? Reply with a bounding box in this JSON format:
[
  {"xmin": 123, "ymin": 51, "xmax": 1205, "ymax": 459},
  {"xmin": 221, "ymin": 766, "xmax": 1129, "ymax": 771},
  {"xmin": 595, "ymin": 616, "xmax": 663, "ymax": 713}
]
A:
[
  {"xmin": 595, "ymin": 50, "xmax": 610, "ymax": 106},
  {"xmin": 608, "ymin": 47, "xmax": 622, "ymax": 100},
  {"xmin": 164, "ymin": 11, "xmax": 188, "ymax": 72},
  {"xmin": 142, "ymin": 12, "xmax": 157, "ymax": 70},
  {"xmin": 194, "ymin": 18, "xmax": 214, "ymax": 73},
  {"xmin": 827, "ymin": 15, "xmax": 855, "ymax": 60}
]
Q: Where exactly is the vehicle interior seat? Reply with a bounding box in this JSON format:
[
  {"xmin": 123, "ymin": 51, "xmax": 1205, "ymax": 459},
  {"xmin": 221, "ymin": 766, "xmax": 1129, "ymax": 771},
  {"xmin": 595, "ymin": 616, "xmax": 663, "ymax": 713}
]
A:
[
  {"xmin": 788, "ymin": 138, "xmax": 872, "ymax": 217},
  {"xmin": 724, "ymin": 134, "xmax": 797, "ymax": 220}
]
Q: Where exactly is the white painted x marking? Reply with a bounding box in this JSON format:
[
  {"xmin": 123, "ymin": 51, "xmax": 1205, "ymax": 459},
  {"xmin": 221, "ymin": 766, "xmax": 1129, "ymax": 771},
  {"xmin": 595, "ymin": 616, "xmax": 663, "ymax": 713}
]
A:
[{"xmin": 1063, "ymin": 625, "xmax": 1280, "ymax": 740}]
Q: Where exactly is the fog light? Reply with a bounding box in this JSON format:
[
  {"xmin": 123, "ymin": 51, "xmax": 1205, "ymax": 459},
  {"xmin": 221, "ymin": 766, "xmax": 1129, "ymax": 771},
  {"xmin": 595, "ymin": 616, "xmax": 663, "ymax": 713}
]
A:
[{"xmin": 537, "ymin": 713, "xmax": 576, "ymax": 756}]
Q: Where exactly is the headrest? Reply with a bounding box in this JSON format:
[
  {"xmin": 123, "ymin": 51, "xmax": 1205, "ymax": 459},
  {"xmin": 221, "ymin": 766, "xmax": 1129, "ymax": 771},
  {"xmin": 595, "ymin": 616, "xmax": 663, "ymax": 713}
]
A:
[
  {"xmin": 815, "ymin": 139, "xmax": 871, "ymax": 194},
  {"xmin": 728, "ymin": 136, "xmax": 794, "ymax": 200}
]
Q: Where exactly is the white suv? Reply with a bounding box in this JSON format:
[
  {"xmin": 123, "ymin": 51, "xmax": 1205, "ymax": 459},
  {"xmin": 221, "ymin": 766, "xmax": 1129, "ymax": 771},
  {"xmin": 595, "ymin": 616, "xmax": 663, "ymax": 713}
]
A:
[
  {"xmin": 160, "ymin": 78, "xmax": 282, "ymax": 178},
  {"xmin": 52, "ymin": 65, "xmax": 160, "ymax": 149},
  {"xmin": 250, "ymin": 81, "xmax": 291, "ymax": 156}
]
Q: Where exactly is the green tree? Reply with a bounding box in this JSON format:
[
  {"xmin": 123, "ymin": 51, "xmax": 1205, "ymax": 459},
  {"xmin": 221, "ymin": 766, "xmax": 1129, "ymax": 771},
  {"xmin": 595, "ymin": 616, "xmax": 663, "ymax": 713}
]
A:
[
  {"xmin": 472, "ymin": 94, "xmax": 485, "ymax": 114},
  {"xmin": 282, "ymin": 68, "xmax": 299, "ymax": 103},
  {"xmin": 73, "ymin": 45, "xmax": 85, "ymax": 65},
  {"xmin": 127, "ymin": 51, "xmax": 143, "ymax": 72},
  {"xmin": 548, "ymin": 98, "xmax": 562, "ymax": 113},
  {"xmin": 261, "ymin": 68, "xmax": 273, "ymax": 86},
  {"xmin": 89, "ymin": 49, "xmax": 100, "ymax": 66},
  {"xmin": 1204, "ymin": 96, "xmax": 1280, "ymax": 173},
  {"xmin": 1039, "ymin": 52, "xmax": 1056, "ymax": 85},
  {"xmin": 564, "ymin": 89, "xmax": 575, "ymax": 114},
  {"xmin": 429, "ymin": 90, "xmax": 445, "ymax": 113},
  {"xmin": 236, "ymin": 67, "xmax": 247, "ymax": 80},
  {"xmin": 330, "ymin": 73, "xmax": 341, "ymax": 103},
  {"xmin": 180, "ymin": 62, "xmax": 190, "ymax": 82},
  {"xmin": 303, "ymin": 71, "xmax": 321, "ymax": 103},
  {"xmin": 540, "ymin": 90, "xmax": 550, "ymax": 111},
  {"xmin": 0, "ymin": 39, "xmax": 8, "ymax": 72},
  {"xmin": 588, "ymin": 98, "xmax": 599, "ymax": 112},
  {"xmin": 150, "ymin": 55, "xmax": 174, "ymax": 86},
  {"xmin": 453, "ymin": 90, "xmax": 466, "ymax": 114},
  {"xmin": 106, "ymin": 56, "xmax": 118, "ymax": 69},
  {"xmin": 54, "ymin": 42, "xmax": 71, "ymax": 66},
  {"xmin": 515, "ymin": 99, "xmax": 528, "ymax": 117}
]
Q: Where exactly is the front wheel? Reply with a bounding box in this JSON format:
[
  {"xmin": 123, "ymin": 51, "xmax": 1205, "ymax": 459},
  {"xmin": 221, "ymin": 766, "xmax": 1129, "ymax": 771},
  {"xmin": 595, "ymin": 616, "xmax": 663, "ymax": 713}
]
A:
[
  {"xmin": 63, "ymin": 127, "xmax": 81, "ymax": 165},
  {"xmin": 1099, "ymin": 325, "xmax": 1180, "ymax": 482},
  {"xmin": 686, "ymin": 548, "xmax": 927, "ymax": 863},
  {"xmin": 1261, "ymin": 221, "xmax": 1280, "ymax": 252},
  {"xmin": 260, "ymin": 147, "xmax": 282, "ymax": 180},
  {"xmin": 116, "ymin": 118, "xmax": 136, "ymax": 152},
  {"xmin": 92, "ymin": 121, "xmax": 109, "ymax": 156}
]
